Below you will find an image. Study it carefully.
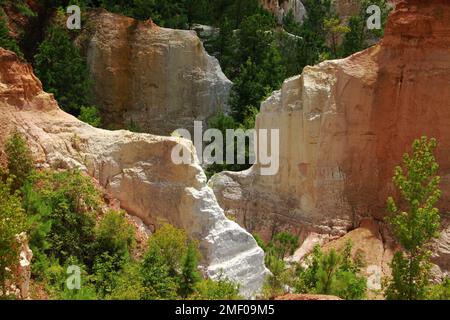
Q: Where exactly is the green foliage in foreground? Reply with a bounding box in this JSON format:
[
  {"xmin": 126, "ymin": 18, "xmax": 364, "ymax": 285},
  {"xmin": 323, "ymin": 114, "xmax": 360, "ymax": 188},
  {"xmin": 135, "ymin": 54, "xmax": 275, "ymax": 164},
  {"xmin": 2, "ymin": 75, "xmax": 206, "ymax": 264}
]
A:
[
  {"xmin": 23, "ymin": 169, "xmax": 102, "ymax": 272},
  {"xmin": 0, "ymin": 131, "xmax": 240, "ymax": 300},
  {"xmin": 385, "ymin": 137, "xmax": 442, "ymax": 300},
  {"xmin": 0, "ymin": 175, "xmax": 27, "ymax": 297},
  {"xmin": 294, "ymin": 242, "xmax": 367, "ymax": 300},
  {"xmin": 260, "ymin": 231, "xmax": 367, "ymax": 300}
]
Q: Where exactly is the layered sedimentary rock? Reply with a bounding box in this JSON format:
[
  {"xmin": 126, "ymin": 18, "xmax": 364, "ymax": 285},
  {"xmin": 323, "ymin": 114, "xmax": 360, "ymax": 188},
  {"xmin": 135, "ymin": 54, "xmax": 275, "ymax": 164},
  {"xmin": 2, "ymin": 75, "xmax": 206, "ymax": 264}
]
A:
[
  {"xmin": 79, "ymin": 10, "xmax": 231, "ymax": 135},
  {"xmin": 0, "ymin": 48, "xmax": 268, "ymax": 297},
  {"xmin": 260, "ymin": 0, "xmax": 307, "ymax": 24},
  {"xmin": 211, "ymin": 0, "xmax": 450, "ymax": 274}
]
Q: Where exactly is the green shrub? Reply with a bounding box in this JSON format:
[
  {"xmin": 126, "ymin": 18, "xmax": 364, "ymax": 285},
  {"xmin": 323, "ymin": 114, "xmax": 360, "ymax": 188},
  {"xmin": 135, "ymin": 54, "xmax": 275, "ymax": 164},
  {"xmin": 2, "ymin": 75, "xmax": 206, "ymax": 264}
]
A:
[
  {"xmin": 427, "ymin": 278, "xmax": 450, "ymax": 300},
  {"xmin": 147, "ymin": 223, "xmax": 188, "ymax": 276},
  {"xmin": 44, "ymin": 256, "xmax": 97, "ymax": 300},
  {"xmin": 24, "ymin": 170, "xmax": 101, "ymax": 268},
  {"xmin": 92, "ymin": 252, "xmax": 123, "ymax": 297},
  {"xmin": 140, "ymin": 245, "xmax": 178, "ymax": 300},
  {"xmin": 22, "ymin": 181, "xmax": 53, "ymax": 277},
  {"xmin": 78, "ymin": 106, "xmax": 102, "ymax": 127},
  {"xmin": 294, "ymin": 242, "xmax": 367, "ymax": 300},
  {"xmin": 267, "ymin": 232, "xmax": 299, "ymax": 260},
  {"xmin": 253, "ymin": 233, "xmax": 267, "ymax": 252},
  {"xmin": 192, "ymin": 277, "xmax": 242, "ymax": 300},
  {"xmin": 263, "ymin": 254, "xmax": 292, "ymax": 298},
  {"xmin": 5, "ymin": 130, "xmax": 33, "ymax": 191},
  {"xmin": 95, "ymin": 210, "xmax": 135, "ymax": 260},
  {"xmin": 0, "ymin": 175, "xmax": 27, "ymax": 297},
  {"xmin": 262, "ymin": 231, "xmax": 299, "ymax": 298},
  {"xmin": 108, "ymin": 262, "xmax": 144, "ymax": 300}
]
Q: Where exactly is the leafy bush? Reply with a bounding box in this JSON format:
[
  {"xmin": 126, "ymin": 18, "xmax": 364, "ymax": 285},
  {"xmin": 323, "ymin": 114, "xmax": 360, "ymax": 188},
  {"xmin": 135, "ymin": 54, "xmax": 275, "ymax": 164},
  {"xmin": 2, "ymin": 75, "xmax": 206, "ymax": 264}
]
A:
[
  {"xmin": 92, "ymin": 252, "xmax": 123, "ymax": 297},
  {"xmin": 140, "ymin": 245, "xmax": 178, "ymax": 299},
  {"xmin": 95, "ymin": 210, "xmax": 135, "ymax": 260},
  {"xmin": 0, "ymin": 175, "xmax": 27, "ymax": 297},
  {"xmin": 44, "ymin": 256, "xmax": 97, "ymax": 300},
  {"xmin": 427, "ymin": 278, "xmax": 450, "ymax": 300},
  {"xmin": 263, "ymin": 254, "xmax": 292, "ymax": 298},
  {"xmin": 262, "ymin": 231, "xmax": 299, "ymax": 298},
  {"xmin": 137, "ymin": 223, "xmax": 241, "ymax": 300},
  {"xmin": 267, "ymin": 232, "xmax": 299, "ymax": 260},
  {"xmin": 147, "ymin": 223, "xmax": 188, "ymax": 276},
  {"xmin": 22, "ymin": 181, "xmax": 53, "ymax": 277},
  {"xmin": 5, "ymin": 130, "xmax": 33, "ymax": 191},
  {"xmin": 192, "ymin": 277, "xmax": 242, "ymax": 300},
  {"xmin": 294, "ymin": 242, "xmax": 367, "ymax": 300},
  {"xmin": 24, "ymin": 170, "xmax": 101, "ymax": 269},
  {"xmin": 107, "ymin": 262, "xmax": 144, "ymax": 300},
  {"xmin": 78, "ymin": 106, "xmax": 102, "ymax": 127}
]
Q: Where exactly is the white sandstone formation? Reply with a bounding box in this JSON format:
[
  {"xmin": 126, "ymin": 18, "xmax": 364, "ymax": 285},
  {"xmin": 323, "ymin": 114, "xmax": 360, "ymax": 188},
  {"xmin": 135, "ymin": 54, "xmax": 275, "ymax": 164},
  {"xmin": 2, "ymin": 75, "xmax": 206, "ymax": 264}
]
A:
[{"xmin": 0, "ymin": 48, "xmax": 268, "ymax": 298}]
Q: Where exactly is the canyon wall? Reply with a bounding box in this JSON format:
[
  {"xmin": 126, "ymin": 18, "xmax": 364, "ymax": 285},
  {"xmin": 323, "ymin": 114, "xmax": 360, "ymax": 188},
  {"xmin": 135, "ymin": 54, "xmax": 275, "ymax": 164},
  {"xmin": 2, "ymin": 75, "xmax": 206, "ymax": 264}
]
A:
[
  {"xmin": 211, "ymin": 0, "xmax": 450, "ymax": 275},
  {"xmin": 0, "ymin": 48, "xmax": 268, "ymax": 297},
  {"xmin": 79, "ymin": 10, "xmax": 231, "ymax": 135}
]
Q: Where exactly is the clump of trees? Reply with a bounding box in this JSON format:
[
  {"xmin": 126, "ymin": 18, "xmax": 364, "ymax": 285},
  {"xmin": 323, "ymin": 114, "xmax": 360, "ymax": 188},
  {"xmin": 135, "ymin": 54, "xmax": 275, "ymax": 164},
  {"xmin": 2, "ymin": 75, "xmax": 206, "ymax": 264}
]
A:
[
  {"xmin": 33, "ymin": 11, "xmax": 93, "ymax": 116},
  {"xmin": 294, "ymin": 242, "xmax": 367, "ymax": 300},
  {"xmin": 258, "ymin": 231, "xmax": 367, "ymax": 300}
]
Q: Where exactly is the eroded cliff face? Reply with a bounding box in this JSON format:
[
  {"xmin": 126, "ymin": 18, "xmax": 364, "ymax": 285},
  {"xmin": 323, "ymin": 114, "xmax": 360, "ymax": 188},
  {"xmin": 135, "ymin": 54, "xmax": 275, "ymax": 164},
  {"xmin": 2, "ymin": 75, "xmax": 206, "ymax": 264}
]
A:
[
  {"xmin": 211, "ymin": 0, "xmax": 450, "ymax": 275},
  {"xmin": 79, "ymin": 10, "xmax": 231, "ymax": 135},
  {"xmin": 0, "ymin": 48, "xmax": 268, "ymax": 297}
]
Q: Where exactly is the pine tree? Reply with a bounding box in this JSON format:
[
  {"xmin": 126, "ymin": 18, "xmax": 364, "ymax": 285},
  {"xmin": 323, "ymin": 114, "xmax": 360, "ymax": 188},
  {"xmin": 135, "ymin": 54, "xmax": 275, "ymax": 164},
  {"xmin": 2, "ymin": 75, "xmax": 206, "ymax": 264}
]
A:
[
  {"xmin": 323, "ymin": 18, "xmax": 350, "ymax": 58},
  {"xmin": 385, "ymin": 137, "xmax": 442, "ymax": 300},
  {"xmin": 341, "ymin": 15, "xmax": 366, "ymax": 58},
  {"xmin": 34, "ymin": 21, "xmax": 91, "ymax": 115},
  {"xmin": 178, "ymin": 241, "xmax": 201, "ymax": 298},
  {"xmin": 230, "ymin": 58, "xmax": 266, "ymax": 122}
]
